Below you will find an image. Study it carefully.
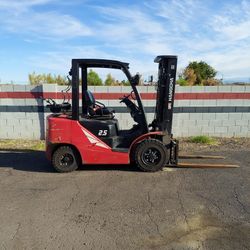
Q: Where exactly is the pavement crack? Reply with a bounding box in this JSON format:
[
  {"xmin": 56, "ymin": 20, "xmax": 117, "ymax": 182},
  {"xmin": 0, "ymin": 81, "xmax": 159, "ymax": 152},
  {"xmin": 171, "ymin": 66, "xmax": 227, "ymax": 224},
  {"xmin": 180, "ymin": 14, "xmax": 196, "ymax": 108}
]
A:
[
  {"xmin": 0, "ymin": 243, "xmax": 7, "ymax": 250},
  {"xmin": 233, "ymin": 187, "xmax": 249, "ymax": 215},
  {"xmin": 146, "ymin": 190, "xmax": 163, "ymax": 238},
  {"xmin": 83, "ymin": 215, "xmax": 91, "ymax": 234},
  {"xmin": 12, "ymin": 222, "xmax": 21, "ymax": 240},
  {"xmin": 65, "ymin": 181, "xmax": 80, "ymax": 212},
  {"xmin": 177, "ymin": 191, "xmax": 190, "ymax": 231},
  {"xmin": 195, "ymin": 193, "xmax": 225, "ymax": 215}
]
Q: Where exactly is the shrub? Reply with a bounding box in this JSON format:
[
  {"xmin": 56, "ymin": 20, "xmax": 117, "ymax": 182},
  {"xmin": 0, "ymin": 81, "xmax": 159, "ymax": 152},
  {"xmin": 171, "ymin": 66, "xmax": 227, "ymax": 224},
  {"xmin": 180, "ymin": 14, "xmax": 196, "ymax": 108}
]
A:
[
  {"xmin": 176, "ymin": 78, "xmax": 188, "ymax": 86},
  {"xmin": 189, "ymin": 136, "xmax": 217, "ymax": 144}
]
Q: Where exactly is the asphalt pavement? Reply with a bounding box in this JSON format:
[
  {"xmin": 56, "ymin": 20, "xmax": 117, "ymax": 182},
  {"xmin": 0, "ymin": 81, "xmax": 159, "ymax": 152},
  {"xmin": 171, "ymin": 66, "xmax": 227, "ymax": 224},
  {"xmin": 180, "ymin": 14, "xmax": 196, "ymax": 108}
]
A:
[{"xmin": 0, "ymin": 149, "xmax": 249, "ymax": 250}]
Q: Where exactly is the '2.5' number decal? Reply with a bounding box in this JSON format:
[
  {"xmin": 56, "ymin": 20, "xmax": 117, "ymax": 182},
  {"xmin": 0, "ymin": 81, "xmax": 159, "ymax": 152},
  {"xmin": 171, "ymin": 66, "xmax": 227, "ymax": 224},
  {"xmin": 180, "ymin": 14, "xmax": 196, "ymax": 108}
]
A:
[{"xmin": 98, "ymin": 130, "xmax": 108, "ymax": 136}]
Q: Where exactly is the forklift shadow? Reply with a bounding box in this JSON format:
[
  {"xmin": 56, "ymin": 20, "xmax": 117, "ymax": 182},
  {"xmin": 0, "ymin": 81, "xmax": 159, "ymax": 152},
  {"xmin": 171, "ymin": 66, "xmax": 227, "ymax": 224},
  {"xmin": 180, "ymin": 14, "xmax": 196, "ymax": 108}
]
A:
[
  {"xmin": 0, "ymin": 150, "xmax": 140, "ymax": 173},
  {"xmin": 78, "ymin": 164, "xmax": 140, "ymax": 172},
  {"xmin": 0, "ymin": 150, "xmax": 52, "ymax": 173}
]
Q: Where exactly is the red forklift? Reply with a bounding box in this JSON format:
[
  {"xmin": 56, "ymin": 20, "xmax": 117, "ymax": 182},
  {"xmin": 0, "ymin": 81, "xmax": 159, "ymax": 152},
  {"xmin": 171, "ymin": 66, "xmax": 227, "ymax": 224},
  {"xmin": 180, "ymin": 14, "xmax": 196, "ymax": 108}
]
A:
[{"xmin": 46, "ymin": 55, "xmax": 179, "ymax": 172}]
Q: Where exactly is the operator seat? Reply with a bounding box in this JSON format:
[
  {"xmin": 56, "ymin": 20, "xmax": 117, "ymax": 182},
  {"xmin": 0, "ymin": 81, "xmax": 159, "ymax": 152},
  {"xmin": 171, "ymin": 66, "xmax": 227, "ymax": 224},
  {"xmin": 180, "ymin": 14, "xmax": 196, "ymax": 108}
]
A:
[{"xmin": 82, "ymin": 90, "xmax": 114, "ymax": 120}]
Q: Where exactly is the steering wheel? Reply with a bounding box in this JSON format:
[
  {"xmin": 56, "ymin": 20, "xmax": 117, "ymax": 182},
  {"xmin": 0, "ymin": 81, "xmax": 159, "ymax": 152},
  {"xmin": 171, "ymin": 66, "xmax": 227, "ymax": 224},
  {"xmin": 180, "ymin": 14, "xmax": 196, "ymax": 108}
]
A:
[
  {"xmin": 119, "ymin": 91, "xmax": 142, "ymax": 123},
  {"xmin": 119, "ymin": 91, "xmax": 136, "ymax": 103}
]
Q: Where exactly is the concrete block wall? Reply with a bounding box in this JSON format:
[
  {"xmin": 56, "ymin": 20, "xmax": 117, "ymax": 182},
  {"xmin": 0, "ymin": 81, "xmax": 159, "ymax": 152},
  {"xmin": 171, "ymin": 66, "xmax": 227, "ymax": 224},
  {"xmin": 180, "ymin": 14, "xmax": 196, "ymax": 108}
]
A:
[
  {"xmin": 0, "ymin": 84, "xmax": 250, "ymax": 139},
  {"xmin": 173, "ymin": 86, "xmax": 250, "ymax": 137},
  {"xmin": 0, "ymin": 84, "xmax": 47, "ymax": 139}
]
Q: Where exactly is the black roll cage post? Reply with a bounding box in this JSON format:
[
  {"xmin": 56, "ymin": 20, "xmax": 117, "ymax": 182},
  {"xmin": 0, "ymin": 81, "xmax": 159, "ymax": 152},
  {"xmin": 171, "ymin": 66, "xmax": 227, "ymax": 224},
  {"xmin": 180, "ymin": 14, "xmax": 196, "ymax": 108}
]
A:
[{"xmin": 70, "ymin": 59, "xmax": 149, "ymax": 133}]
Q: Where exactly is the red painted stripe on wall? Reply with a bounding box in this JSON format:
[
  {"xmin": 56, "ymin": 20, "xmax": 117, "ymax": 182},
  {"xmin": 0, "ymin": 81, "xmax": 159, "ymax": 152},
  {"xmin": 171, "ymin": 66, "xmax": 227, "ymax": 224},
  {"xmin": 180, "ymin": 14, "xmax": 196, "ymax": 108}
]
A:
[{"xmin": 0, "ymin": 92, "xmax": 250, "ymax": 100}]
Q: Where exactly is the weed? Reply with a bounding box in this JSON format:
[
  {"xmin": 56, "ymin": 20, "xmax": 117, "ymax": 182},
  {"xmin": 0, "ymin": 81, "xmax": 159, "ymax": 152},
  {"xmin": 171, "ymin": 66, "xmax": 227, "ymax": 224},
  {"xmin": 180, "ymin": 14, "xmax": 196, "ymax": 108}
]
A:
[
  {"xmin": 0, "ymin": 140, "xmax": 45, "ymax": 151},
  {"xmin": 189, "ymin": 136, "xmax": 217, "ymax": 145}
]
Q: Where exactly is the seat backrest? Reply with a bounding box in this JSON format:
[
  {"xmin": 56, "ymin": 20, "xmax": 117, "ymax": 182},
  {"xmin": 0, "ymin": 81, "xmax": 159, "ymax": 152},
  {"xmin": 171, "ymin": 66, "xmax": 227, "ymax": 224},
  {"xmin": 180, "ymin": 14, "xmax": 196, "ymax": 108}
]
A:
[{"xmin": 83, "ymin": 90, "xmax": 95, "ymax": 106}]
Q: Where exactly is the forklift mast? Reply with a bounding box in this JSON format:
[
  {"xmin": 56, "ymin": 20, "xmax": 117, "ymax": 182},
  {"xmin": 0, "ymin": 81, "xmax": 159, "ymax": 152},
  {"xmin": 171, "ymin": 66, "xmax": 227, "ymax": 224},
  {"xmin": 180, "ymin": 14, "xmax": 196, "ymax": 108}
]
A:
[{"xmin": 154, "ymin": 55, "xmax": 177, "ymax": 137}]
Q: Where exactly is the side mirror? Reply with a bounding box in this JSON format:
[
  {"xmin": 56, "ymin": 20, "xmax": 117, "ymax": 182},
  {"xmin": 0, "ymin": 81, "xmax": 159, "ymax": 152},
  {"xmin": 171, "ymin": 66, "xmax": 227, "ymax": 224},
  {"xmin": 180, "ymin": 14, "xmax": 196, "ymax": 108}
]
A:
[{"xmin": 131, "ymin": 73, "xmax": 141, "ymax": 86}]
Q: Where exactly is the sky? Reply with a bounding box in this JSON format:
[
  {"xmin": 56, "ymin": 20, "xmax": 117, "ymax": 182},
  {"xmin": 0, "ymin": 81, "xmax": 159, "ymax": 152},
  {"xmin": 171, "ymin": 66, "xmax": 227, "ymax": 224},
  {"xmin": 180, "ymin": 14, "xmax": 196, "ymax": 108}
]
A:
[{"xmin": 0, "ymin": 0, "xmax": 250, "ymax": 84}]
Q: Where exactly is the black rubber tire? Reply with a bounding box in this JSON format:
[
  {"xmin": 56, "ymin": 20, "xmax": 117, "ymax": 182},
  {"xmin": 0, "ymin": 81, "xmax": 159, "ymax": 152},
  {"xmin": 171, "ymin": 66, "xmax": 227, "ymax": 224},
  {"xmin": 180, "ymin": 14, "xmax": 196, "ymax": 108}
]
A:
[
  {"xmin": 52, "ymin": 146, "xmax": 81, "ymax": 173},
  {"xmin": 134, "ymin": 139, "xmax": 169, "ymax": 172}
]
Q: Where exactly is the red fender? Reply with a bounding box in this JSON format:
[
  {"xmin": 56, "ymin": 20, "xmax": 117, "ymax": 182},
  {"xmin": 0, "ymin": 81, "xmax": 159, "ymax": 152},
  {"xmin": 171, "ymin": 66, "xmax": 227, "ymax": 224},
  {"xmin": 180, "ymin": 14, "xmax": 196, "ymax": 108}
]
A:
[{"xmin": 129, "ymin": 131, "xmax": 164, "ymax": 154}]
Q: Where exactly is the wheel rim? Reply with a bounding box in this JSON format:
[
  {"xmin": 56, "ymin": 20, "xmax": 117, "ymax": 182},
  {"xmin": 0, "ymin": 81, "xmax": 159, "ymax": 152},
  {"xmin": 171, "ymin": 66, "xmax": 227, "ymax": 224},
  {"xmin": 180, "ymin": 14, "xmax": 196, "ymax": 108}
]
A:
[
  {"xmin": 142, "ymin": 147, "xmax": 161, "ymax": 166},
  {"xmin": 59, "ymin": 153, "xmax": 74, "ymax": 167}
]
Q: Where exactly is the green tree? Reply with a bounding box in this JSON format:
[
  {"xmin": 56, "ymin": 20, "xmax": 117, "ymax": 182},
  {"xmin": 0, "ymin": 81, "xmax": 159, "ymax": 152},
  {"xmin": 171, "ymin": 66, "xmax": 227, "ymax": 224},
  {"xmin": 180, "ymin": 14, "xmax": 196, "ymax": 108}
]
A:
[
  {"xmin": 29, "ymin": 70, "xmax": 103, "ymax": 86},
  {"xmin": 178, "ymin": 61, "xmax": 218, "ymax": 86},
  {"xmin": 55, "ymin": 75, "xmax": 68, "ymax": 85},
  {"xmin": 104, "ymin": 73, "xmax": 115, "ymax": 86},
  {"xmin": 121, "ymin": 80, "xmax": 130, "ymax": 86},
  {"xmin": 28, "ymin": 72, "xmax": 68, "ymax": 85},
  {"xmin": 87, "ymin": 70, "xmax": 102, "ymax": 86},
  {"xmin": 186, "ymin": 61, "xmax": 217, "ymax": 85}
]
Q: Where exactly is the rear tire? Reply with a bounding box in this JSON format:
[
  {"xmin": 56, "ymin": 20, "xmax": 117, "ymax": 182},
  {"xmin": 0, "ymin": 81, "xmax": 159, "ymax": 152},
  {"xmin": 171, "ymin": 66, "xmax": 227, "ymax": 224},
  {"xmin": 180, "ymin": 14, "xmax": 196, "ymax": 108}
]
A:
[
  {"xmin": 52, "ymin": 146, "xmax": 81, "ymax": 173},
  {"xmin": 134, "ymin": 139, "xmax": 169, "ymax": 172}
]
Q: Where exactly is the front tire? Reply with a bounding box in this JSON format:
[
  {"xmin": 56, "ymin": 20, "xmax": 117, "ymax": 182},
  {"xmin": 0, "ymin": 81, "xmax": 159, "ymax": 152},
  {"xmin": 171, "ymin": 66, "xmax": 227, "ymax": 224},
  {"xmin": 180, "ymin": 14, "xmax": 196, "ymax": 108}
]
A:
[
  {"xmin": 134, "ymin": 139, "xmax": 169, "ymax": 172},
  {"xmin": 52, "ymin": 146, "xmax": 81, "ymax": 173}
]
